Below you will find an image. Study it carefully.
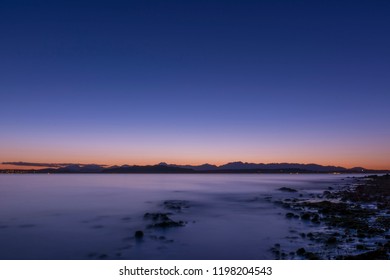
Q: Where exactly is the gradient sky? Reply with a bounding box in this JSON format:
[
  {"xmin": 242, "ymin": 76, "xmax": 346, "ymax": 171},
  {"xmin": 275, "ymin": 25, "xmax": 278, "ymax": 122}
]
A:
[{"xmin": 1, "ymin": 0, "xmax": 389, "ymax": 169}]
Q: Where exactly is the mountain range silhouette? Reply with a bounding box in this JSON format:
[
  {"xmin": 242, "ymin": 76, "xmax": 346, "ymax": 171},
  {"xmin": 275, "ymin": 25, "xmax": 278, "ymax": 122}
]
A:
[{"xmin": 2, "ymin": 161, "xmax": 388, "ymax": 174}]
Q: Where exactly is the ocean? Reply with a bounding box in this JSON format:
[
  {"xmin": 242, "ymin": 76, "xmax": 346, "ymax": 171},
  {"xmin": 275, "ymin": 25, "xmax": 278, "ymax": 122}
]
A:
[{"xmin": 0, "ymin": 174, "xmax": 361, "ymax": 260}]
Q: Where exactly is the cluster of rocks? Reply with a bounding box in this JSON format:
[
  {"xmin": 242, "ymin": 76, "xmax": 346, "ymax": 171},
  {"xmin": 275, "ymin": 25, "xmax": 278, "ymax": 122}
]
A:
[
  {"xmin": 133, "ymin": 200, "xmax": 191, "ymax": 239},
  {"xmin": 143, "ymin": 212, "xmax": 185, "ymax": 229},
  {"xmin": 273, "ymin": 174, "xmax": 390, "ymax": 259}
]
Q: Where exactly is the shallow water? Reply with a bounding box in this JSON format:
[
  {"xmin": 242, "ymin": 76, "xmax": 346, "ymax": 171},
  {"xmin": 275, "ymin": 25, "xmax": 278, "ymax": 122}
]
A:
[{"xmin": 0, "ymin": 174, "xmax": 361, "ymax": 259}]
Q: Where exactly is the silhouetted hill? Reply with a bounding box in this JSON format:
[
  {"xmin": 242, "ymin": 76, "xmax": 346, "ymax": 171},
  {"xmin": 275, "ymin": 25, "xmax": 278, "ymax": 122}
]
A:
[
  {"xmin": 213, "ymin": 161, "xmax": 348, "ymax": 172},
  {"xmin": 102, "ymin": 165, "xmax": 195, "ymax": 174},
  {"xmin": 171, "ymin": 163, "xmax": 219, "ymax": 171}
]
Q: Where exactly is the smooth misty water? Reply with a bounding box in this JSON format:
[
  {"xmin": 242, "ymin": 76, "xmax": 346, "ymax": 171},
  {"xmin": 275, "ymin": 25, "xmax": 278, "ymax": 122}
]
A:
[{"xmin": 0, "ymin": 174, "xmax": 360, "ymax": 260}]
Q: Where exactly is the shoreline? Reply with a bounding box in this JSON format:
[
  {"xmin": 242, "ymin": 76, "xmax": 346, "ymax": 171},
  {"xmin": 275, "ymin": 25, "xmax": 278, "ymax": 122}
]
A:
[{"xmin": 272, "ymin": 174, "xmax": 390, "ymax": 259}]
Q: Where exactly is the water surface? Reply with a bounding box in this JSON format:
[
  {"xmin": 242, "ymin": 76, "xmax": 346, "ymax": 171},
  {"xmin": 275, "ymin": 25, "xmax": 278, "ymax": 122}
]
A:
[{"xmin": 0, "ymin": 174, "xmax": 358, "ymax": 259}]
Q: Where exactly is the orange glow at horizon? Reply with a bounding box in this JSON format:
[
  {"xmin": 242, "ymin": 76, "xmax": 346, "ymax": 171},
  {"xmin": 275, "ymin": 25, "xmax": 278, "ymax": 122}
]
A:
[
  {"xmin": 1, "ymin": 130, "xmax": 389, "ymax": 170},
  {"xmin": 2, "ymin": 155, "xmax": 390, "ymax": 171}
]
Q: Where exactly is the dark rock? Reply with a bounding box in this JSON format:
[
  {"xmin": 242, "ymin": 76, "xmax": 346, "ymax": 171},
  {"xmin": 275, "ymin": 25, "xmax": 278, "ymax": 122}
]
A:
[
  {"xmin": 144, "ymin": 212, "xmax": 171, "ymax": 221},
  {"xmin": 304, "ymin": 252, "xmax": 320, "ymax": 260},
  {"xmin": 296, "ymin": 248, "xmax": 306, "ymax": 255},
  {"xmin": 356, "ymin": 244, "xmax": 367, "ymax": 250},
  {"xmin": 343, "ymin": 249, "xmax": 388, "ymax": 260},
  {"xmin": 326, "ymin": 237, "xmax": 337, "ymax": 245},
  {"xmin": 357, "ymin": 232, "xmax": 366, "ymax": 238},
  {"xmin": 152, "ymin": 220, "xmax": 185, "ymax": 228},
  {"xmin": 301, "ymin": 212, "xmax": 311, "ymax": 220},
  {"xmin": 135, "ymin": 230, "xmax": 144, "ymax": 239},
  {"xmin": 144, "ymin": 212, "xmax": 185, "ymax": 228},
  {"xmin": 278, "ymin": 187, "xmax": 298, "ymax": 193},
  {"xmin": 311, "ymin": 214, "xmax": 320, "ymax": 223},
  {"xmin": 163, "ymin": 200, "xmax": 190, "ymax": 212},
  {"xmin": 273, "ymin": 175, "xmax": 390, "ymax": 259},
  {"xmin": 375, "ymin": 216, "xmax": 390, "ymax": 230}
]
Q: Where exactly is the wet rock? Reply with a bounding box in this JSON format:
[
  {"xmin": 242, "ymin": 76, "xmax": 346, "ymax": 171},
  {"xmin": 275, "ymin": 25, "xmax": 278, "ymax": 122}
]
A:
[
  {"xmin": 311, "ymin": 214, "xmax": 320, "ymax": 223},
  {"xmin": 357, "ymin": 232, "xmax": 366, "ymax": 238},
  {"xmin": 135, "ymin": 230, "xmax": 144, "ymax": 239},
  {"xmin": 152, "ymin": 220, "xmax": 185, "ymax": 228},
  {"xmin": 274, "ymin": 175, "xmax": 390, "ymax": 259},
  {"xmin": 144, "ymin": 212, "xmax": 185, "ymax": 228},
  {"xmin": 356, "ymin": 244, "xmax": 368, "ymax": 250},
  {"xmin": 163, "ymin": 200, "xmax": 190, "ymax": 212},
  {"xmin": 270, "ymin": 245, "xmax": 281, "ymax": 257},
  {"xmin": 144, "ymin": 212, "xmax": 171, "ymax": 221},
  {"xmin": 278, "ymin": 187, "xmax": 298, "ymax": 193},
  {"xmin": 285, "ymin": 212, "xmax": 297, "ymax": 219},
  {"xmin": 322, "ymin": 191, "xmax": 338, "ymax": 199},
  {"xmin": 295, "ymin": 247, "xmax": 320, "ymax": 259},
  {"xmin": 326, "ymin": 237, "xmax": 337, "ymax": 245},
  {"xmin": 304, "ymin": 252, "xmax": 320, "ymax": 260},
  {"xmin": 375, "ymin": 216, "xmax": 390, "ymax": 230},
  {"xmin": 301, "ymin": 212, "xmax": 311, "ymax": 220},
  {"xmin": 296, "ymin": 248, "xmax": 306, "ymax": 255},
  {"xmin": 343, "ymin": 249, "xmax": 388, "ymax": 260}
]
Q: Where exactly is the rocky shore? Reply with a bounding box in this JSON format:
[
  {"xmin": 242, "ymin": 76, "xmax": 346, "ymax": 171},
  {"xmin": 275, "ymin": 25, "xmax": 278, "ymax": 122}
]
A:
[{"xmin": 272, "ymin": 174, "xmax": 390, "ymax": 259}]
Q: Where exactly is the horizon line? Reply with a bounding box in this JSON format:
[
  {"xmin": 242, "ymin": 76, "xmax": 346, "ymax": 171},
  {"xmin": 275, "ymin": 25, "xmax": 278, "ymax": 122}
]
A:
[{"xmin": 2, "ymin": 160, "xmax": 389, "ymax": 171}]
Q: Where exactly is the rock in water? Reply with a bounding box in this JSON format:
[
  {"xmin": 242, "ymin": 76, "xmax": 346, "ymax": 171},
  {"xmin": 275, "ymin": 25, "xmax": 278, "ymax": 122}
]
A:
[
  {"xmin": 135, "ymin": 230, "xmax": 144, "ymax": 239},
  {"xmin": 278, "ymin": 187, "xmax": 298, "ymax": 193}
]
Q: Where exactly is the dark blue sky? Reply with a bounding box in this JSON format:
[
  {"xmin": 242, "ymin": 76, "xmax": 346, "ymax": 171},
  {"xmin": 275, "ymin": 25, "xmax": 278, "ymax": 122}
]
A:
[{"xmin": 1, "ymin": 0, "xmax": 389, "ymax": 168}]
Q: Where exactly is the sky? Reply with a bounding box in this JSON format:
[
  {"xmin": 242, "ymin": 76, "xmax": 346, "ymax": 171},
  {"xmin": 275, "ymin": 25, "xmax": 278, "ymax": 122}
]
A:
[{"xmin": 1, "ymin": 0, "xmax": 389, "ymax": 169}]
